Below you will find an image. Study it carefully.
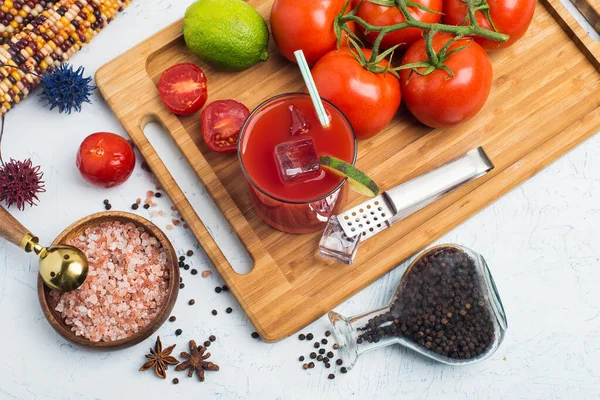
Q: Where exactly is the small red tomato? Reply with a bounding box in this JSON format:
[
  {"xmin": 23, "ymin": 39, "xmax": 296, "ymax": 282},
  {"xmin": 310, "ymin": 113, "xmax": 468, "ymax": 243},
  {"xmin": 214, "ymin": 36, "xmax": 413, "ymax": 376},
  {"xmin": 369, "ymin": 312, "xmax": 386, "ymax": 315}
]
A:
[
  {"xmin": 443, "ymin": 0, "xmax": 536, "ymax": 50},
  {"xmin": 270, "ymin": 0, "xmax": 355, "ymax": 66},
  {"xmin": 353, "ymin": 0, "xmax": 443, "ymax": 49},
  {"xmin": 399, "ymin": 33, "xmax": 493, "ymax": 128},
  {"xmin": 202, "ymin": 100, "xmax": 250, "ymax": 153},
  {"xmin": 76, "ymin": 132, "xmax": 136, "ymax": 188},
  {"xmin": 158, "ymin": 63, "xmax": 208, "ymax": 115},
  {"xmin": 311, "ymin": 47, "xmax": 401, "ymax": 140}
]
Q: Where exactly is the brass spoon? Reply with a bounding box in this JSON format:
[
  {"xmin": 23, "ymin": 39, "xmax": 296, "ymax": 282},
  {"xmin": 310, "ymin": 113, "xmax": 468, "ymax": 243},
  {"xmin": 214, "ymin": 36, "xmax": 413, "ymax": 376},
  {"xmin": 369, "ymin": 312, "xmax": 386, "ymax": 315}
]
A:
[{"xmin": 0, "ymin": 205, "xmax": 88, "ymax": 292}]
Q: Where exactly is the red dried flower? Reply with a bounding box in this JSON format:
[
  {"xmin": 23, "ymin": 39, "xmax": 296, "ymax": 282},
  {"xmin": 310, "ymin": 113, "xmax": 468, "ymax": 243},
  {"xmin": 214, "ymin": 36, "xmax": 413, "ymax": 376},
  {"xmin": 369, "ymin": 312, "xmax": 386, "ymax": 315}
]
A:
[{"xmin": 0, "ymin": 158, "xmax": 45, "ymax": 210}]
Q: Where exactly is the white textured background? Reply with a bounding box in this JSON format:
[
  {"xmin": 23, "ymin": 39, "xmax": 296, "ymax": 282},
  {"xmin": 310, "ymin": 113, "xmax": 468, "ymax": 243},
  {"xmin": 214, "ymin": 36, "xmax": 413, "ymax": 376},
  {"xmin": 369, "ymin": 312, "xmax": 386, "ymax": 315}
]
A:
[{"xmin": 0, "ymin": 1, "xmax": 599, "ymax": 399}]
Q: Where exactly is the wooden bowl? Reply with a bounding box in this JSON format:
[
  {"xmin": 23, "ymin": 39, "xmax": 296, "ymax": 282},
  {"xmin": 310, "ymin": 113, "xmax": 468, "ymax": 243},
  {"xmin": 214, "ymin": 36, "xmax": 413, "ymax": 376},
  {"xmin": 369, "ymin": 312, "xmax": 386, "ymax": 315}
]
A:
[{"xmin": 37, "ymin": 212, "xmax": 180, "ymax": 350}]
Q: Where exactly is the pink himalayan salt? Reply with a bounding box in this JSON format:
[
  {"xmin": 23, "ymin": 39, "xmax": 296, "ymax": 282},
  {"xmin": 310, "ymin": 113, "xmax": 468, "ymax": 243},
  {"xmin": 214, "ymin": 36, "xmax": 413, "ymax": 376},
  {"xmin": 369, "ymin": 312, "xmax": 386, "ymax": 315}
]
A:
[{"xmin": 49, "ymin": 221, "xmax": 170, "ymax": 343}]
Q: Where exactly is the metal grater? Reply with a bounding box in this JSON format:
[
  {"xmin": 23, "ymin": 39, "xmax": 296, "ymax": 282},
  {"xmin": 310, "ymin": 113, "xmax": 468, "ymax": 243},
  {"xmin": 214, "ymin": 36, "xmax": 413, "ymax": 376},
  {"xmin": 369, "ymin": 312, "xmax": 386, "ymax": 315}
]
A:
[{"xmin": 337, "ymin": 147, "xmax": 495, "ymax": 239}]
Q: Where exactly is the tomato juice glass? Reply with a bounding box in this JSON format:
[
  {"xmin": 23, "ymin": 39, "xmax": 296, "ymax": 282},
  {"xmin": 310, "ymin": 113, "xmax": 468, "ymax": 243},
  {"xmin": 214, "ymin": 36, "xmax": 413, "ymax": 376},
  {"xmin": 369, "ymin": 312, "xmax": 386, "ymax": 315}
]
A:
[{"xmin": 238, "ymin": 93, "xmax": 357, "ymax": 234}]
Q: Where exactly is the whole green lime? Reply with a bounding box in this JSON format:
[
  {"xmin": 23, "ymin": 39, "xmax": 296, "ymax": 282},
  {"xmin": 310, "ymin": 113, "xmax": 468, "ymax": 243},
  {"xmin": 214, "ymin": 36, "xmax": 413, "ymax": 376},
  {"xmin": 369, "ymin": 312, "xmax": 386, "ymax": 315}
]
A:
[{"xmin": 183, "ymin": 0, "xmax": 269, "ymax": 71}]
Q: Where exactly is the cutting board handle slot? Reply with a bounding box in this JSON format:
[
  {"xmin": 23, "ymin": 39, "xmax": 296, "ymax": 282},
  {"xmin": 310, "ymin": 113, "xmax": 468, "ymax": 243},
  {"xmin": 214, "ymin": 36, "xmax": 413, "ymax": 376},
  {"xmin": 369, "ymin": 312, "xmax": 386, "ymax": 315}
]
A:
[{"xmin": 136, "ymin": 117, "xmax": 257, "ymax": 277}]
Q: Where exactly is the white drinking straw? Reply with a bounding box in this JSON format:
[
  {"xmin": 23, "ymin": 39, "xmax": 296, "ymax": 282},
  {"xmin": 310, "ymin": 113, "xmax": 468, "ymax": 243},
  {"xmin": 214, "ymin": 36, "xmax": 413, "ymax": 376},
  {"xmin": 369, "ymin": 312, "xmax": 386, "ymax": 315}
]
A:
[{"xmin": 294, "ymin": 50, "xmax": 331, "ymax": 128}]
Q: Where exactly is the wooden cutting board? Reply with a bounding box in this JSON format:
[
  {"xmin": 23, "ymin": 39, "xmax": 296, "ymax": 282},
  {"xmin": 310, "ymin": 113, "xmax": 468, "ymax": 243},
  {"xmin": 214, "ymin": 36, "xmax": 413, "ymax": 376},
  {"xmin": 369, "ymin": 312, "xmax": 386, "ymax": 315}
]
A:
[
  {"xmin": 96, "ymin": 0, "xmax": 600, "ymax": 342},
  {"xmin": 571, "ymin": 0, "xmax": 600, "ymax": 32}
]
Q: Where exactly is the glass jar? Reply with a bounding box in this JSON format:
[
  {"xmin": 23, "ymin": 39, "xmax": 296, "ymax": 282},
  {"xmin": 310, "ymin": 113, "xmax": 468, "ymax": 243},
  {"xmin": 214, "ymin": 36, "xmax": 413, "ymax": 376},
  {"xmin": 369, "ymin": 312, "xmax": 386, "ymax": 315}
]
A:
[{"xmin": 329, "ymin": 244, "xmax": 507, "ymax": 368}]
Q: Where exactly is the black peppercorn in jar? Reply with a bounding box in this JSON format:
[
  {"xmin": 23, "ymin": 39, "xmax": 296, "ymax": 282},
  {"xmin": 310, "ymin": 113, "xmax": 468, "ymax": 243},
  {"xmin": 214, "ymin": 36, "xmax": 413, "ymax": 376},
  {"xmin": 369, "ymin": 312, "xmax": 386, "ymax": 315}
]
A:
[{"xmin": 328, "ymin": 244, "xmax": 507, "ymax": 370}]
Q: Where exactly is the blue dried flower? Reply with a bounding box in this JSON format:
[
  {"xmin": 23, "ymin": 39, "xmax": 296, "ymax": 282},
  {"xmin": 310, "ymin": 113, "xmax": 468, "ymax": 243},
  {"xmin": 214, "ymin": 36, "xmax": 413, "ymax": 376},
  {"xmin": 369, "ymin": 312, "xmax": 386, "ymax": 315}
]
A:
[{"xmin": 39, "ymin": 64, "xmax": 96, "ymax": 114}]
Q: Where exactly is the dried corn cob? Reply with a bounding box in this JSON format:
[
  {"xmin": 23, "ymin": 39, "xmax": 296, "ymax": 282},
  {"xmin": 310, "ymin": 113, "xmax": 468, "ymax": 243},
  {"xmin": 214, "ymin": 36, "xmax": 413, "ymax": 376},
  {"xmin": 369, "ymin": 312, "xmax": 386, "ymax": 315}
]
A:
[
  {"xmin": 0, "ymin": 0, "xmax": 131, "ymax": 115},
  {"xmin": 0, "ymin": 1, "xmax": 57, "ymax": 44}
]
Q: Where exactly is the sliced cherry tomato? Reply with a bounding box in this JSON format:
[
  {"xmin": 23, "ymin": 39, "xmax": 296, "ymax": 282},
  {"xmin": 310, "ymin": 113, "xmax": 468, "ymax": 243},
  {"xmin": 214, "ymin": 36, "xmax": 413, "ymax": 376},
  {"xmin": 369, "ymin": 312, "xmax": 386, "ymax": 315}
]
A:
[
  {"xmin": 399, "ymin": 33, "xmax": 493, "ymax": 128},
  {"xmin": 443, "ymin": 0, "xmax": 536, "ymax": 50},
  {"xmin": 202, "ymin": 100, "xmax": 250, "ymax": 153},
  {"xmin": 158, "ymin": 63, "xmax": 208, "ymax": 115},
  {"xmin": 311, "ymin": 47, "xmax": 401, "ymax": 140},
  {"xmin": 76, "ymin": 132, "xmax": 136, "ymax": 188},
  {"xmin": 353, "ymin": 0, "xmax": 443, "ymax": 49},
  {"xmin": 270, "ymin": 0, "xmax": 355, "ymax": 66}
]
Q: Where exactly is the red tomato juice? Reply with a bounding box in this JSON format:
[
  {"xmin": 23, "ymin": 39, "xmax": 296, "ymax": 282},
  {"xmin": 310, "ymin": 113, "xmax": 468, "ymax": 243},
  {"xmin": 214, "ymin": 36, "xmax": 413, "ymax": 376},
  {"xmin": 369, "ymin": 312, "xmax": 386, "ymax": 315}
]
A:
[{"xmin": 239, "ymin": 93, "xmax": 356, "ymax": 234}]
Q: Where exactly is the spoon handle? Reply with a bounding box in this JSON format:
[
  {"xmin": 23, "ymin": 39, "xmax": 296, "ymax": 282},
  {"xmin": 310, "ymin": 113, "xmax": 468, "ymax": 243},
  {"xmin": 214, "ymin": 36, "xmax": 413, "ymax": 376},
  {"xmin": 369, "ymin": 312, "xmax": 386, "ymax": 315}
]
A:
[{"xmin": 0, "ymin": 205, "xmax": 33, "ymax": 248}]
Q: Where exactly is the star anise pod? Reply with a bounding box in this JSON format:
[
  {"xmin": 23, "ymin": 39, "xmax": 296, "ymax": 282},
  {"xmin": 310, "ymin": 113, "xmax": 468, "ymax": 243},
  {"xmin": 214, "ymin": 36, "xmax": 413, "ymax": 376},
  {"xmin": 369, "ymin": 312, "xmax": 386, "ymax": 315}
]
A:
[
  {"xmin": 176, "ymin": 340, "xmax": 220, "ymax": 382},
  {"xmin": 139, "ymin": 336, "xmax": 179, "ymax": 379}
]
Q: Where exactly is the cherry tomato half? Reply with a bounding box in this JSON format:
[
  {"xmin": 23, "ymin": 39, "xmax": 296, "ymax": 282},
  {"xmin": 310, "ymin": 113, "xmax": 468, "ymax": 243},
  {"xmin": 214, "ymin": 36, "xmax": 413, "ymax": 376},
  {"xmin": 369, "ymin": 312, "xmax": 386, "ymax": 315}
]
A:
[
  {"xmin": 158, "ymin": 63, "xmax": 208, "ymax": 115},
  {"xmin": 443, "ymin": 0, "xmax": 536, "ymax": 50},
  {"xmin": 76, "ymin": 132, "xmax": 136, "ymax": 188},
  {"xmin": 202, "ymin": 100, "xmax": 250, "ymax": 153}
]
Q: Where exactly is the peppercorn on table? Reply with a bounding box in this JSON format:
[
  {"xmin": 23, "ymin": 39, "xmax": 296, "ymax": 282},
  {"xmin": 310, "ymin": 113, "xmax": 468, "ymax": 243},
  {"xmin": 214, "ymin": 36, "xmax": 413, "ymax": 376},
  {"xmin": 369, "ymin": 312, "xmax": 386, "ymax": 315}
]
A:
[{"xmin": 0, "ymin": 0, "xmax": 599, "ymax": 399}]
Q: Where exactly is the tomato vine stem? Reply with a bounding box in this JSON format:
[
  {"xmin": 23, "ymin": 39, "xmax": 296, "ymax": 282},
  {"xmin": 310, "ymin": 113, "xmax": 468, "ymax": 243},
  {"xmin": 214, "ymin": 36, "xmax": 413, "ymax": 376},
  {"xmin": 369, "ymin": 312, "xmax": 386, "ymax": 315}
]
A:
[{"xmin": 335, "ymin": 0, "xmax": 509, "ymax": 69}]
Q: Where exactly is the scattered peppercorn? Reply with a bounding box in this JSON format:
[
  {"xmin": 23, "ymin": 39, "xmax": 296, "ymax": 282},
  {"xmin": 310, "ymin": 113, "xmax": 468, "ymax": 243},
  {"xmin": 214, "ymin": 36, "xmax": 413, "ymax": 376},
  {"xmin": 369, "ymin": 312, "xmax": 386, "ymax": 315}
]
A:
[
  {"xmin": 222, "ymin": 285, "xmax": 228, "ymax": 291},
  {"xmin": 204, "ymin": 341, "xmax": 211, "ymax": 347},
  {"xmin": 306, "ymin": 333, "xmax": 314, "ymax": 340},
  {"xmin": 314, "ymin": 342, "xmax": 320, "ymax": 349},
  {"xmin": 143, "ymin": 203, "xmax": 150, "ymax": 209},
  {"xmin": 321, "ymin": 339, "xmax": 328, "ymax": 345},
  {"xmin": 184, "ymin": 264, "xmax": 190, "ymax": 270},
  {"xmin": 308, "ymin": 362, "xmax": 315, "ymax": 369},
  {"xmin": 104, "ymin": 203, "xmax": 112, "ymax": 210},
  {"xmin": 299, "ymin": 334, "xmax": 306, "ymax": 341},
  {"xmin": 132, "ymin": 203, "xmax": 139, "ymax": 210},
  {"xmin": 299, "ymin": 356, "xmax": 305, "ymax": 362},
  {"xmin": 327, "ymin": 351, "xmax": 334, "ymax": 358},
  {"xmin": 317, "ymin": 355, "xmax": 323, "ymax": 362},
  {"xmin": 328, "ymin": 374, "xmax": 335, "ymax": 379},
  {"xmin": 302, "ymin": 363, "xmax": 309, "ymax": 370},
  {"xmin": 251, "ymin": 332, "xmax": 260, "ymax": 339},
  {"xmin": 169, "ymin": 316, "xmax": 176, "ymax": 322},
  {"xmin": 340, "ymin": 367, "xmax": 348, "ymax": 374},
  {"xmin": 103, "ymin": 199, "xmax": 109, "ymax": 205},
  {"xmin": 191, "ymin": 269, "xmax": 198, "ymax": 275},
  {"xmin": 324, "ymin": 363, "xmax": 331, "ymax": 369},
  {"xmin": 209, "ymin": 335, "xmax": 216, "ymax": 342},
  {"xmin": 336, "ymin": 359, "xmax": 343, "ymax": 366},
  {"xmin": 333, "ymin": 344, "xmax": 339, "ymax": 350},
  {"xmin": 215, "ymin": 287, "xmax": 222, "ymax": 294},
  {"xmin": 189, "ymin": 299, "xmax": 195, "ymax": 306},
  {"xmin": 179, "ymin": 283, "xmax": 185, "ymax": 289},
  {"xmin": 175, "ymin": 329, "xmax": 182, "ymax": 336},
  {"xmin": 325, "ymin": 331, "xmax": 331, "ymax": 337},
  {"xmin": 310, "ymin": 352, "xmax": 317, "ymax": 359},
  {"xmin": 172, "ymin": 378, "xmax": 179, "ymax": 384},
  {"xmin": 179, "ymin": 256, "xmax": 186, "ymax": 262},
  {"xmin": 226, "ymin": 307, "xmax": 233, "ymax": 314},
  {"xmin": 178, "ymin": 261, "xmax": 185, "ymax": 268},
  {"xmin": 212, "ymin": 310, "xmax": 217, "ymax": 316},
  {"xmin": 323, "ymin": 357, "xmax": 330, "ymax": 363},
  {"xmin": 155, "ymin": 192, "xmax": 162, "ymax": 198},
  {"xmin": 319, "ymin": 349, "xmax": 325, "ymax": 355}
]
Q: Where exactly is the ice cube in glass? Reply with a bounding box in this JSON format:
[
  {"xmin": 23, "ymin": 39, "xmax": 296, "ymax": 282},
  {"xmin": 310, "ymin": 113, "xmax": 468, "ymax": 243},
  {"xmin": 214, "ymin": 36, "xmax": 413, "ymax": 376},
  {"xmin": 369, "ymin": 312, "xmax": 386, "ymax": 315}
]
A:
[
  {"xmin": 274, "ymin": 137, "xmax": 320, "ymax": 184},
  {"xmin": 289, "ymin": 104, "xmax": 311, "ymax": 136}
]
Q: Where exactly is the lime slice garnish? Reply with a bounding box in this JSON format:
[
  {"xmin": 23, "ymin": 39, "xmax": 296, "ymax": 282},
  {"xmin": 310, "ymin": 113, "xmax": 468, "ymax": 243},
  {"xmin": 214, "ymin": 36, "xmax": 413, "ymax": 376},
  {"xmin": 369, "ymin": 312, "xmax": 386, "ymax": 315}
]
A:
[{"xmin": 320, "ymin": 155, "xmax": 380, "ymax": 197}]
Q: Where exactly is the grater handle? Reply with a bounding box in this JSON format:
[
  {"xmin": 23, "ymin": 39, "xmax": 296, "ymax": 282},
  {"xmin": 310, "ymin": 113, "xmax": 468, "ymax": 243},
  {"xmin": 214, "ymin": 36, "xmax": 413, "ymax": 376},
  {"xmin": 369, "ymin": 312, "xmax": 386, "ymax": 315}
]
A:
[{"xmin": 384, "ymin": 147, "xmax": 494, "ymax": 221}]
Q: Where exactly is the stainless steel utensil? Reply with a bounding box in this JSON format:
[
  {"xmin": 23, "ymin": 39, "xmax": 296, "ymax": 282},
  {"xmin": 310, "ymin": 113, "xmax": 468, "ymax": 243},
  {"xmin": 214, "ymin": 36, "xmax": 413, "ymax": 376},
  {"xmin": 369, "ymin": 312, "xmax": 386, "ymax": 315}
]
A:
[
  {"xmin": 319, "ymin": 147, "xmax": 494, "ymax": 264},
  {"xmin": 338, "ymin": 147, "xmax": 494, "ymax": 240}
]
